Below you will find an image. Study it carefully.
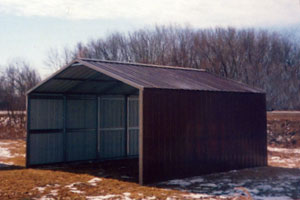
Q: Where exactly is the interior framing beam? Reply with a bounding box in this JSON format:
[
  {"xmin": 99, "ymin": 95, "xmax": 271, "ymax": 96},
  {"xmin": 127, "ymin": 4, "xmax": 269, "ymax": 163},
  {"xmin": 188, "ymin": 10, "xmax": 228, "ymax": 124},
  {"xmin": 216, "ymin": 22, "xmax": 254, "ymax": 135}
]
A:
[
  {"xmin": 53, "ymin": 77, "xmax": 119, "ymax": 83},
  {"xmin": 124, "ymin": 95, "xmax": 128, "ymax": 157}
]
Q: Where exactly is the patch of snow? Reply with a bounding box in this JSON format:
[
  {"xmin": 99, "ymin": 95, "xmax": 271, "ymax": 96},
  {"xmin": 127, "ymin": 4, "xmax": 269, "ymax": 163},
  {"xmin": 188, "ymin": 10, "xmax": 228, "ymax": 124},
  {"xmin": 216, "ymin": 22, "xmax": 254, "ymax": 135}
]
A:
[
  {"xmin": 86, "ymin": 194, "xmax": 117, "ymax": 200},
  {"xmin": 268, "ymin": 147, "xmax": 300, "ymax": 154},
  {"xmin": 13, "ymin": 153, "xmax": 25, "ymax": 157},
  {"xmin": 38, "ymin": 196, "xmax": 55, "ymax": 200},
  {"xmin": 123, "ymin": 192, "xmax": 132, "ymax": 200},
  {"xmin": 247, "ymin": 188, "xmax": 260, "ymax": 194},
  {"xmin": 50, "ymin": 189, "xmax": 58, "ymax": 196},
  {"xmin": 0, "ymin": 162, "xmax": 13, "ymax": 167},
  {"xmin": 189, "ymin": 177, "xmax": 204, "ymax": 183},
  {"xmin": 278, "ymin": 174, "xmax": 300, "ymax": 180},
  {"xmin": 199, "ymin": 183, "xmax": 217, "ymax": 187},
  {"xmin": 166, "ymin": 197, "xmax": 177, "ymax": 200},
  {"xmin": 88, "ymin": 177, "xmax": 102, "ymax": 186},
  {"xmin": 159, "ymin": 165, "xmax": 300, "ymax": 200},
  {"xmin": 269, "ymin": 155, "xmax": 300, "ymax": 168},
  {"xmin": 35, "ymin": 187, "xmax": 46, "ymax": 192},
  {"xmin": 164, "ymin": 179, "xmax": 192, "ymax": 187},
  {"xmin": 0, "ymin": 146, "xmax": 12, "ymax": 158},
  {"xmin": 183, "ymin": 193, "xmax": 211, "ymax": 198},
  {"xmin": 145, "ymin": 196, "xmax": 156, "ymax": 200},
  {"xmin": 65, "ymin": 182, "xmax": 84, "ymax": 194},
  {"xmin": 254, "ymin": 196, "xmax": 293, "ymax": 200},
  {"xmin": 0, "ymin": 141, "xmax": 14, "ymax": 146},
  {"xmin": 256, "ymin": 185, "xmax": 273, "ymax": 191}
]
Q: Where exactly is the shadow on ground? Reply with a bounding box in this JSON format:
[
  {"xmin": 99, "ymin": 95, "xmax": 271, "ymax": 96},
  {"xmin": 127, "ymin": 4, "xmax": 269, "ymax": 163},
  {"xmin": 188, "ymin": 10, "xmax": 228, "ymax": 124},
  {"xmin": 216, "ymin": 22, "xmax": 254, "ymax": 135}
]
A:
[
  {"xmin": 30, "ymin": 158, "xmax": 140, "ymax": 183},
  {"xmin": 2, "ymin": 157, "xmax": 300, "ymax": 199},
  {"xmin": 0, "ymin": 163, "xmax": 24, "ymax": 170}
]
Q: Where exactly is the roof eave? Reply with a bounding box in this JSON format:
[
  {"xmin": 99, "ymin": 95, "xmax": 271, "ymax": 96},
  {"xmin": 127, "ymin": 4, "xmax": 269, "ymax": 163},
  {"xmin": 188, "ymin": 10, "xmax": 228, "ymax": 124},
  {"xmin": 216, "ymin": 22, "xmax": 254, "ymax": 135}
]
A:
[{"xmin": 26, "ymin": 59, "xmax": 79, "ymax": 95}]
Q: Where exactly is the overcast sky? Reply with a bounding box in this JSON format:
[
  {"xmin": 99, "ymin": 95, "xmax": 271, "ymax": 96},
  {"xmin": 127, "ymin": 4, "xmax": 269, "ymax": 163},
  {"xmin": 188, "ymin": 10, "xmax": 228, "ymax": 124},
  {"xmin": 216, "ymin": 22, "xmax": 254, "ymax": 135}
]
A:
[{"xmin": 1, "ymin": 0, "xmax": 300, "ymax": 77}]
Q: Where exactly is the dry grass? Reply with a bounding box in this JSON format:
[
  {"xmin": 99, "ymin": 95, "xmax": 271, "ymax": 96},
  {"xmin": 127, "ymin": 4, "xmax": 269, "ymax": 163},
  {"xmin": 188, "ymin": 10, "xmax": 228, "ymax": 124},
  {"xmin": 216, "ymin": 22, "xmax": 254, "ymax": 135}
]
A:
[
  {"xmin": 0, "ymin": 168, "xmax": 190, "ymax": 199},
  {"xmin": 1, "ymin": 140, "xmax": 233, "ymax": 200},
  {"xmin": 0, "ymin": 114, "xmax": 26, "ymax": 139},
  {"xmin": 267, "ymin": 111, "xmax": 300, "ymax": 121}
]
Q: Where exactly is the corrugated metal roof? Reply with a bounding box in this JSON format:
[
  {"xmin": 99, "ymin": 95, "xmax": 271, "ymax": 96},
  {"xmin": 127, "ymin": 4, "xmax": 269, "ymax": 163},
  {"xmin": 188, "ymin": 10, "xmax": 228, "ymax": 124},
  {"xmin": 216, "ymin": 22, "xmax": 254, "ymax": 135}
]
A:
[
  {"xmin": 28, "ymin": 58, "xmax": 264, "ymax": 94},
  {"xmin": 79, "ymin": 58, "xmax": 263, "ymax": 93}
]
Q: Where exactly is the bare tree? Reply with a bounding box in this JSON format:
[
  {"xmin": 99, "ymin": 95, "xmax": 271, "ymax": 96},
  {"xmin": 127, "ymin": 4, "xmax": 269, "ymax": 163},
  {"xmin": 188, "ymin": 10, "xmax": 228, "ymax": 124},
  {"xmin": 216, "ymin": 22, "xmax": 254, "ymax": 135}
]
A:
[
  {"xmin": 44, "ymin": 47, "xmax": 75, "ymax": 70},
  {"xmin": 0, "ymin": 59, "xmax": 41, "ymax": 133},
  {"xmin": 46, "ymin": 25, "xmax": 300, "ymax": 110}
]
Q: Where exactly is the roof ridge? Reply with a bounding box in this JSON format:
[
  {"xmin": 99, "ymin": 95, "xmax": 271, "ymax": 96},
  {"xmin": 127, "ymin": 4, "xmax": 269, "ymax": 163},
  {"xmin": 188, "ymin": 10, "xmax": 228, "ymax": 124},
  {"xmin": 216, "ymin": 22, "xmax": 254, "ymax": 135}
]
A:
[{"xmin": 78, "ymin": 58, "xmax": 206, "ymax": 72}]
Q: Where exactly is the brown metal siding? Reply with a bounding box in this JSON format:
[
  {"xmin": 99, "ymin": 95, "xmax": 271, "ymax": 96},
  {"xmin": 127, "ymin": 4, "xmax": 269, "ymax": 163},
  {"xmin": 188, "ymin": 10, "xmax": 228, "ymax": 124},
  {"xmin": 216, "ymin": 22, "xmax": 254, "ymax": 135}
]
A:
[{"xmin": 142, "ymin": 88, "xmax": 267, "ymax": 184}]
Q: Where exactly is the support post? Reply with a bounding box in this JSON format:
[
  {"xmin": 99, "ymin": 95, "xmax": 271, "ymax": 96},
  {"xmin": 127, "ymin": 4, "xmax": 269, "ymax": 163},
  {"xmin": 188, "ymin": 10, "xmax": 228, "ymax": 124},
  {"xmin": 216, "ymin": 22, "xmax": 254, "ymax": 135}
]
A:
[
  {"xmin": 96, "ymin": 96, "xmax": 100, "ymax": 159},
  {"xmin": 26, "ymin": 95, "xmax": 31, "ymax": 167},
  {"xmin": 138, "ymin": 89, "xmax": 143, "ymax": 184},
  {"xmin": 63, "ymin": 95, "xmax": 67, "ymax": 161},
  {"xmin": 124, "ymin": 95, "xmax": 128, "ymax": 157}
]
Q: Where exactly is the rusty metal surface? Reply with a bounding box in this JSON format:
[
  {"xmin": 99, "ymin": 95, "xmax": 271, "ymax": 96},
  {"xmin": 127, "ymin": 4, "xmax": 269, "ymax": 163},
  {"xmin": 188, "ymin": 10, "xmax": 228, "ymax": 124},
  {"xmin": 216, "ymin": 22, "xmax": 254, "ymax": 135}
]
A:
[{"xmin": 141, "ymin": 88, "xmax": 267, "ymax": 184}]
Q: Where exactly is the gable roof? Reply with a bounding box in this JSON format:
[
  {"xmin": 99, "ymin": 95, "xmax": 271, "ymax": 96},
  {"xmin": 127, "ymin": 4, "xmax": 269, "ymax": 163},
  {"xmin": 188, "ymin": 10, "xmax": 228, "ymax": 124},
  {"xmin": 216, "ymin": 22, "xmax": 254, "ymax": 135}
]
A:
[{"xmin": 28, "ymin": 58, "xmax": 264, "ymax": 94}]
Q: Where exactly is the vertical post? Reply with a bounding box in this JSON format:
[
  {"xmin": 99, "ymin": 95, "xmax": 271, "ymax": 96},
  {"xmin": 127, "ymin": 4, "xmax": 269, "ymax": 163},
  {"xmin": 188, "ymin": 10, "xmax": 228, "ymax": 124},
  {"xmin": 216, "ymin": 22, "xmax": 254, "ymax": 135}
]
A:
[
  {"xmin": 124, "ymin": 95, "xmax": 128, "ymax": 157},
  {"xmin": 138, "ymin": 89, "xmax": 143, "ymax": 184},
  {"xmin": 26, "ymin": 95, "xmax": 31, "ymax": 167},
  {"xmin": 63, "ymin": 95, "xmax": 67, "ymax": 162},
  {"xmin": 96, "ymin": 96, "xmax": 100, "ymax": 159},
  {"xmin": 97, "ymin": 96, "xmax": 101, "ymax": 159}
]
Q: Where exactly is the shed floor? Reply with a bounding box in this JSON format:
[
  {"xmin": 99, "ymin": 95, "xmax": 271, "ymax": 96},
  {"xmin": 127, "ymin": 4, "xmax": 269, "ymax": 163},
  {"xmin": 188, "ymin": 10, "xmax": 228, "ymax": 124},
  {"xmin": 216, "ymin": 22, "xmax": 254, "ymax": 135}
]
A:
[{"xmin": 40, "ymin": 158, "xmax": 140, "ymax": 183}]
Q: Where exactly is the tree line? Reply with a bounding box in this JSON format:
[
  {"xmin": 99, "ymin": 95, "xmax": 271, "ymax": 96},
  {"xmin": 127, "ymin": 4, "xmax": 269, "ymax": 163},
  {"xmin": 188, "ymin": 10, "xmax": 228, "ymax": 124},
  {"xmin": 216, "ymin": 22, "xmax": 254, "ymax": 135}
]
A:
[
  {"xmin": 0, "ymin": 59, "xmax": 40, "ymax": 127},
  {"xmin": 2, "ymin": 26, "xmax": 300, "ymax": 111},
  {"xmin": 47, "ymin": 26, "xmax": 300, "ymax": 110}
]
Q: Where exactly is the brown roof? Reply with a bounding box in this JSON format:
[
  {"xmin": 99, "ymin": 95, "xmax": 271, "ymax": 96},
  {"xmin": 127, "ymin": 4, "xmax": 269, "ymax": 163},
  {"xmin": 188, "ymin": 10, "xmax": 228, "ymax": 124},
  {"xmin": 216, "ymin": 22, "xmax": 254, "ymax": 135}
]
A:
[
  {"xmin": 28, "ymin": 58, "xmax": 264, "ymax": 94},
  {"xmin": 79, "ymin": 58, "xmax": 263, "ymax": 93}
]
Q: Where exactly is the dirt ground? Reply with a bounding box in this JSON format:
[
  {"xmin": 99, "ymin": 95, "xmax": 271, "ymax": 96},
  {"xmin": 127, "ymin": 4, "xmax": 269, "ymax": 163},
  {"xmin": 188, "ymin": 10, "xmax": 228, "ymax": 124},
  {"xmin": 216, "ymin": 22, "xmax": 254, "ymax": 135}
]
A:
[{"xmin": 0, "ymin": 112, "xmax": 300, "ymax": 199}]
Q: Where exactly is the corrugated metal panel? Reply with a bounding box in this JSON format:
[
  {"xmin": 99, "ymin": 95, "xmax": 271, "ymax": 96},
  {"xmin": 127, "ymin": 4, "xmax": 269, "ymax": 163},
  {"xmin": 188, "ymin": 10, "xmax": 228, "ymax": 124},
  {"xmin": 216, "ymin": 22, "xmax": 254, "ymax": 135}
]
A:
[
  {"xmin": 142, "ymin": 88, "xmax": 267, "ymax": 184},
  {"xmin": 99, "ymin": 130, "xmax": 125, "ymax": 158},
  {"xmin": 66, "ymin": 131, "xmax": 97, "ymax": 161},
  {"xmin": 29, "ymin": 132, "xmax": 64, "ymax": 164},
  {"xmin": 66, "ymin": 97, "xmax": 97, "ymax": 129},
  {"xmin": 128, "ymin": 129, "xmax": 139, "ymax": 156},
  {"xmin": 128, "ymin": 96, "xmax": 139, "ymax": 156},
  {"xmin": 80, "ymin": 59, "xmax": 263, "ymax": 93},
  {"xmin": 36, "ymin": 79, "xmax": 80, "ymax": 93},
  {"xmin": 66, "ymin": 96, "xmax": 97, "ymax": 161},
  {"xmin": 30, "ymin": 98, "xmax": 63, "ymax": 129},
  {"xmin": 128, "ymin": 97, "xmax": 139, "ymax": 127},
  {"xmin": 28, "ymin": 96, "xmax": 64, "ymax": 165},
  {"xmin": 57, "ymin": 65, "xmax": 99, "ymax": 79},
  {"xmin": 99, "ymin": 96, "xmax": 126, "ymax": 158},
  {"xmin": 100, "ymin": 97, "xmax": 125, "ymax": 128}
]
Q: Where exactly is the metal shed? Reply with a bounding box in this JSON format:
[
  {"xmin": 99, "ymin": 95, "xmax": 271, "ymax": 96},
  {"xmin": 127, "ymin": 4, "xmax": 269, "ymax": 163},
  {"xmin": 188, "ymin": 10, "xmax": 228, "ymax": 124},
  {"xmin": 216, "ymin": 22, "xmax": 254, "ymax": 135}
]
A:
[{"xmin": 26, "ymin": 58, "xmax": 267, "ymax": 184}]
